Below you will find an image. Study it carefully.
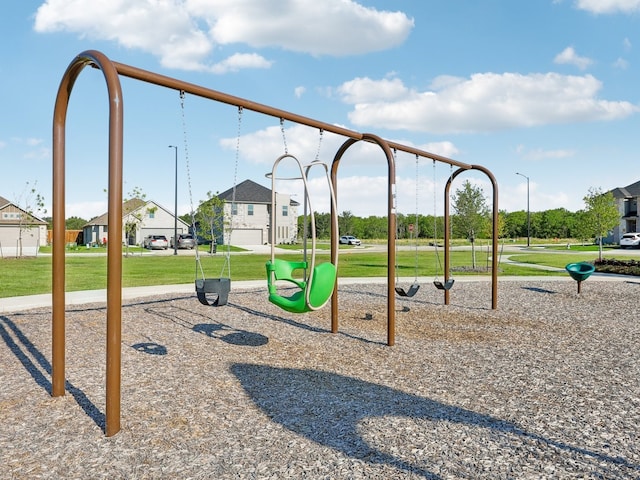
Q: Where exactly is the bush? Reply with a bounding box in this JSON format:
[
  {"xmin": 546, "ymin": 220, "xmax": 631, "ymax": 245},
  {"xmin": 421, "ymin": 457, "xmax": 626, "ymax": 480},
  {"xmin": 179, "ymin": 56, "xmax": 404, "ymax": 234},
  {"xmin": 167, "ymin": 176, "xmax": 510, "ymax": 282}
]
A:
[{"xmin": 594, "ymin": 258, "xmax": 640, "ymax": 276}]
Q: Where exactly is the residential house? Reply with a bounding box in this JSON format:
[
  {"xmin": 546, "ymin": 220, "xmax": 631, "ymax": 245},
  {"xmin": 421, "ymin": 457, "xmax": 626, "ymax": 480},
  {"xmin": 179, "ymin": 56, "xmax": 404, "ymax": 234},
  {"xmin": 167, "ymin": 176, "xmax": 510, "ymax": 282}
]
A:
[
  {"xmin": 214, "ymin": 179, "xmax": 299, "ymax": 245},
  {"xmin": 83, "ymin": 198, "xmax": 189, "ymax": 246},
  {"xmin": 0, "ymin": 195, "xmax": 48, "ymax": 256},
  {"xmin": 609, "ymin": 180, "xmax": 640, "ymax": 243}
]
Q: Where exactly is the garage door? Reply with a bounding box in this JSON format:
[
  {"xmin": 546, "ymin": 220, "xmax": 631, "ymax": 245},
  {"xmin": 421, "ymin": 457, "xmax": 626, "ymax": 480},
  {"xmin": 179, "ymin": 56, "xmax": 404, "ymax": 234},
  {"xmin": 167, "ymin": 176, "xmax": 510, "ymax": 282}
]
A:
[
  {"xmin": 0, "ymin": 226, "xmax": 38, "ymax": 257},
  {"xmin": 229, "ymin": 229, "xmax": 263, "ymax": 245}
]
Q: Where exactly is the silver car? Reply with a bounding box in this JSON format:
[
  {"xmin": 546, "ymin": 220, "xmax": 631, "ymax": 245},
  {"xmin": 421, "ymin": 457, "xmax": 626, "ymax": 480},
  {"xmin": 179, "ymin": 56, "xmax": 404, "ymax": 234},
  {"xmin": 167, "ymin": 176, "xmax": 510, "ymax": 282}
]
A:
[
  {"xmin": 339, "ymin": 235, "xmax": 361, "ymax": 246},
  {"xmin": 170, "ymin": 234, "xmax": 196, "ymax": 249},
  {"xmin": 143, "ymin": 235, "xmax": 168, "ymax": 250}
]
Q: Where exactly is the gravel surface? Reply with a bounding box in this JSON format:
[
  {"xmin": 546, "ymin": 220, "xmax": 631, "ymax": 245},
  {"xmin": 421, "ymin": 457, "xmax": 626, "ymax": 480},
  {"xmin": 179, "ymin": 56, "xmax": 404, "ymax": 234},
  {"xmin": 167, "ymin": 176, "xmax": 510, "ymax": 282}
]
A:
[{"xmin": 1, "ymin": 278, "xmax": 639, "ymax": 479}]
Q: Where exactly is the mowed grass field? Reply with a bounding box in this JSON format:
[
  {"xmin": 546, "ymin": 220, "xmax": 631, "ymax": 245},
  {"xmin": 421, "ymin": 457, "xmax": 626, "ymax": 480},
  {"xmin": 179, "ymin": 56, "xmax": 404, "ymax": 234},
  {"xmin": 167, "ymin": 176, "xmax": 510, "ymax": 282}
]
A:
[{"xmin": 0, "ymin": 247, "xmax": 606, "ymax": 298}]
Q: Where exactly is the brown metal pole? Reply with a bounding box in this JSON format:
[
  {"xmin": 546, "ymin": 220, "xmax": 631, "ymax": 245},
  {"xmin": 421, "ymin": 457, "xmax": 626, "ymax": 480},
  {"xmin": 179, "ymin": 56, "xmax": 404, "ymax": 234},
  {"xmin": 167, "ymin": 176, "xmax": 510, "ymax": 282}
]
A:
[
  {"xmin": 445, "ymin": 166, "xmax": 499, "ymax": 309},
  {"xmin": 330, "ymin": 138, "xmax": 359, "ymax": 334},
  {"xmin": 443, "ymin": 179, "xmax": 452, "ymax": 306},
  {"xmin": 471, "ymin": 165, "xmax": 499, "ymax": 309},
  {"xmin": 52, "ymin": 59, "xmax": 84, "ymax": 397},
  {"xmin": 330, "ymin": 135, "xmax": 396, "ymax": 346},
  {"xmin": 52, "ymin": 50, "xmax": 124, "ymax": 436},
  {"xmin": 329, "ymin": 150, "xmax": 341, "ymax": 334},
  {"xmin": 101, "ymin": 54, "xmax": 125, "ymax": 437}
]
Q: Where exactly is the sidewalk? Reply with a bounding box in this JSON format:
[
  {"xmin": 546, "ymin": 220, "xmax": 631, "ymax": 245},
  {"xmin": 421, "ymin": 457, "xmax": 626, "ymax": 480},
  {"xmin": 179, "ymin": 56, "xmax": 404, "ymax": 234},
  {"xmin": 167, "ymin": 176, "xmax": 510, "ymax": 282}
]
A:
[{"xmin": 0, "ymin": 273, "xmax": 629, "ymax": 314}]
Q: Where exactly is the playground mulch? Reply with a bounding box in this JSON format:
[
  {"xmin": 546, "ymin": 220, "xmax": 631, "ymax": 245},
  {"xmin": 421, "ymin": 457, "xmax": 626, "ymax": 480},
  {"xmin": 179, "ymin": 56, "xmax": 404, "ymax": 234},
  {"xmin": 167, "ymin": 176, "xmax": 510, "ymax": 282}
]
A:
[{"xmin": 1, "ymin": 278, "xmax": 639, "ymax": 479}]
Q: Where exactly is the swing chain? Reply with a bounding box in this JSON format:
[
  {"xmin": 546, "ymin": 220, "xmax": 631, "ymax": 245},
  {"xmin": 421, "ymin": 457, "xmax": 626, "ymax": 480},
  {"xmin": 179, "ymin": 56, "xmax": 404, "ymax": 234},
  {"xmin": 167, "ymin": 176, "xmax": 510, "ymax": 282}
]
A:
[
  {"xmin": 280, "ymin": 117, "xmax": 288, "ymax": 154},
  {"xmin": 314, "ymin": 128, "xmax": 323, "ymax": 162},
  {"xmin": 221, "ymin": 105, "xmax": 243, "ymax": 279}
]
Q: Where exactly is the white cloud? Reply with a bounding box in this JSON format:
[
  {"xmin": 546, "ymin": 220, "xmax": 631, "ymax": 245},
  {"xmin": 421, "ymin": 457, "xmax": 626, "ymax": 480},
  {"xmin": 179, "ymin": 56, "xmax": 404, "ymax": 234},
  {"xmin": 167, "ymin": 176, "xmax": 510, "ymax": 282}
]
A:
[
  {"xmin": 34, "ymin": 0, "xmax": 413, "ymax": 71},
  {"xmin": 191, "ymin": 0, "xmax": 413, "ymax": 56},
  {"xmin": 339, "ymin": 73, "xmax": 638, "ymax": 134},
  {"xmin": 337, "ymin": 76, "xmax": 410, "ymax": 103},
  {"xmin": 64, "ymin": 200, "xmax": 108, "ymax": 220},
  {"xmin": 613, "ymin": 57, "xmax": 630, "ymax": 69},
  {"xmin": 574, "ymin": 0, "xmax": 640, "ymax": 14},
  {"xmin": 516, "ymin": 145, "xmax": 575, "ymax": 161},
  {"xmin": 23, "ymin": 147, "xmax": 51, "ymax": 161},
  {"xmin": 554, "ymin": 46, "xmax": 593, "ymax": 70},
  {"xmin": 210, "ymin": 53, "xmax": 272, "ymax": 74},
  {"xmin": 504, "ymin": 182, "xmax": 575, "ymax": 213},
  {"xmin": 294, "ymin": 86, "xmax": 306, "ymax": 99},
  {"xmin": 218, "ymin": 126, "xmax": 463, "ymax": 216}
]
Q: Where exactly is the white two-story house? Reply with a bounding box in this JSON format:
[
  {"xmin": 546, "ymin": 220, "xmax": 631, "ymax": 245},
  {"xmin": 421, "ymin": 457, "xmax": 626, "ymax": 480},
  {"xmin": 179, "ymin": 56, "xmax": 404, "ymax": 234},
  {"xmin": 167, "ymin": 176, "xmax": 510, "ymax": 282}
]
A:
[
  {"xmin": 216, "ymin": 179, "xmax": 299, "ymax": 245},
  {"xmin": 610, "ymin": 180, "xmax": 640, "ymax": 243}
]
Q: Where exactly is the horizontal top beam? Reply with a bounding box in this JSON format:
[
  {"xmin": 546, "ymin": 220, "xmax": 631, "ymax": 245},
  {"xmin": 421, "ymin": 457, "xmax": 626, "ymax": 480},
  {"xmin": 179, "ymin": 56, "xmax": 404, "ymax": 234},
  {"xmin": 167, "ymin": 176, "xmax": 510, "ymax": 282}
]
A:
[{"xmin": 111, "ymin": 60, "xmax": 472, "ymax": 170}]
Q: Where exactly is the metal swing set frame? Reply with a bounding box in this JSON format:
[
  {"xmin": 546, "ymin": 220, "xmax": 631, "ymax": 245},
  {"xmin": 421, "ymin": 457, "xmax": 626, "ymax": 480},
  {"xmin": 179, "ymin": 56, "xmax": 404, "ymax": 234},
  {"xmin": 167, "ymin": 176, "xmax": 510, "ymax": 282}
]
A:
[{"xmin": 51, "ymin": 50, "xmax": 499, "ymax": 436}]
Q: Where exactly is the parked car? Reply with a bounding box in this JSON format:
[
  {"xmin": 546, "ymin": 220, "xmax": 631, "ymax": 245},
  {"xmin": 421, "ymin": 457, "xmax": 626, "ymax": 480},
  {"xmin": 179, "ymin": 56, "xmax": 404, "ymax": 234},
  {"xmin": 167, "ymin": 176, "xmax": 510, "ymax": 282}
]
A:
[
  {"xmin": 339, "ymin": 235, "xmax": 361, "ymax": 246},
  {"xmin": 620, "ymin": 232, "xmax": 640, "ymax": 248},
  {"xmin": 170, "ymin": 234, "xmax": 196, "ymax": 249},
  {"xmin": 143, "ymin": 235, "xmax": 168, "ymax": 250}
]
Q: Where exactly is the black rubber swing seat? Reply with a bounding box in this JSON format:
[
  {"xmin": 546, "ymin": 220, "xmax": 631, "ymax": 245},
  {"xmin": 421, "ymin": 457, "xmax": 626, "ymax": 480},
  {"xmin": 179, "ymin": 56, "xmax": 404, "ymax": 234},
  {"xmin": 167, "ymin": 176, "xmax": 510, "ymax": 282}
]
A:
[
  {"xmin": 195, "ymin": 278, "xmax": 230, "ymax": 306},
  {"xmin": 395, "ymin": 283, "xmax": 420, "ymax": 297},
  {"xmin": 433, "ymin": 279, "xmax": 455, "ymax": 291}
]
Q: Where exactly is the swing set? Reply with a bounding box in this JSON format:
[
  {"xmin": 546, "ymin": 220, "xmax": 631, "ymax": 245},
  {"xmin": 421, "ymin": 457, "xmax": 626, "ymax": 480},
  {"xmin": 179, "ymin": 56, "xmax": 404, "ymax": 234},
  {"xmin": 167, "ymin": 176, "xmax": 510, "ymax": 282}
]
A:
[
  {"xmin": 51, "ymin": 50, "xmax": 499, "ymax": 436},
  {"xmin": 394, "ymin": 155, "xmax": 456, "ymax": 297}
]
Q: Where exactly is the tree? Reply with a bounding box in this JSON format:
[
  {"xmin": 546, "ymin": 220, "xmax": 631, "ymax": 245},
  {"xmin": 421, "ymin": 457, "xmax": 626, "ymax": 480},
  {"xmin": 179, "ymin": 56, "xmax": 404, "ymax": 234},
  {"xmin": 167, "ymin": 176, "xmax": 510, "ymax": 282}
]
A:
[
  {"xmin": 66, "ymin": 216, "xmax": 87, "ymax": 230},
  {"xmin": 582, "ymin": 187, "xmax": 619, "ymax": 261},
  {"xmin": 572, "ymin": 210, "xmax": 593, "ymax": 245},
  {"xmin": 15, "ymin": 181, "xmax": 46, "ymax": 257},
  {"xmin": 339, "ymin": 210, "xmax": 355, "ymax": 235},
  {"xmin": 123, "ymin": 187, "xmax": 147, "ymax": 256},
  {"xmin": 196, "ymin": 191, "xmax": 225, "ymax": 254},
  {"xmin": 451, "ymin": 180, "xmax": 489, "ymax": 268}
]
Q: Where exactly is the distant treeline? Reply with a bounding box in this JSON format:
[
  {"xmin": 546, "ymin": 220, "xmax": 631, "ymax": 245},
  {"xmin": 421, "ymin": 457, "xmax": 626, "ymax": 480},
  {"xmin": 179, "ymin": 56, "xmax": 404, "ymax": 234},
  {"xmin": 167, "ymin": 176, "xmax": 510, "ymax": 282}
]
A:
[{"xmin": 302, "ymin": 207, "xmax": 592, "ymax": 241}]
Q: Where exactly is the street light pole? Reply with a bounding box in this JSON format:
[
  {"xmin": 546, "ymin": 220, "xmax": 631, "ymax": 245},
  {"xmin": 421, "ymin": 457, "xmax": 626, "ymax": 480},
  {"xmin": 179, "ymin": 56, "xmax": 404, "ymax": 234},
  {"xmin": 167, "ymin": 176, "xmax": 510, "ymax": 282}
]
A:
[
  {"xmin": 169, "ymin": 145, "xmax": 178, "ymax": 256},
  {"xmin": 516, "ymin": 172, "xmax": 530, "ymax": 247}
]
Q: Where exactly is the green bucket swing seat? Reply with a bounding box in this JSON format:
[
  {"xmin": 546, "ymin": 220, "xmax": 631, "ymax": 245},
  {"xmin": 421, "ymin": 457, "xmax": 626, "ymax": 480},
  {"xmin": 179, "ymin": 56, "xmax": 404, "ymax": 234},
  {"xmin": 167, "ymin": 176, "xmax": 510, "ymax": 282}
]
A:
[
  {"xmin": 264, "ymin": 152, "xmax": 338, "ymax": 314},
  {"xmin": 266, "ymin": 259, "xmax": 337, "ymax": 313}
]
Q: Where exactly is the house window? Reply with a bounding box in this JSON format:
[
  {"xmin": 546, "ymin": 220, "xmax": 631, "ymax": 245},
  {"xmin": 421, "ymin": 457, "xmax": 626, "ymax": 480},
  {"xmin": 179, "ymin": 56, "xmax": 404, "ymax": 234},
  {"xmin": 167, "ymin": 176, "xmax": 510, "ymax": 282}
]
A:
[
  {"xmin": 282, "ymin": 205, "xmax": 288, "ymax": 216},
  {"xmin": 148, "ymin": 212, "xmax": 155, "ymax": 219},
  {"xmin": 248, "ymin": 204, "xmax": 254, "ymax": 216},
  {"xmin": 2, "ymin": 212, "xmax": 22, "ymax": 220},
  {"xmin": 231, "ymin": 203, "xmax": 238, "ymax": 215}
]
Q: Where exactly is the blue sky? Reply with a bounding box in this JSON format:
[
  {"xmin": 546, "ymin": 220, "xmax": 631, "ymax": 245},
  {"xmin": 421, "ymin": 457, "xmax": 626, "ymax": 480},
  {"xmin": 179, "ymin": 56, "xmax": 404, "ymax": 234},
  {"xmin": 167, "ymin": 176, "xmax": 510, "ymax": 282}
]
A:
[{"xmin": 1, "ymin": 0, "xmax": 640, "ymax": 220}]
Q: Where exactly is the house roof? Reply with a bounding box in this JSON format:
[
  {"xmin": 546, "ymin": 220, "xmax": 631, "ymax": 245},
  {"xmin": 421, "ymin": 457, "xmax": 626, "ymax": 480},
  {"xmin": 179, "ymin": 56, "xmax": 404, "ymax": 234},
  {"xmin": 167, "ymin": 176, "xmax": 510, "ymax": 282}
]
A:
[
  {"xmin": 0, "ymin": 195, "xmax": 47, "ymax": 225},
  {"xmin": 218, "ymin": 179, "xmax": 272, "ymax": 203},
  {"xmin": 217, "ymin": 179, "xmax": 300, "ymax": 206},
  {"xmin": 611, "ymin": 180, "xmax": 640, "ymax": 199},
  {"xmin": 83, "ymin": 198, "xmax": 178, "ymax": 226}
]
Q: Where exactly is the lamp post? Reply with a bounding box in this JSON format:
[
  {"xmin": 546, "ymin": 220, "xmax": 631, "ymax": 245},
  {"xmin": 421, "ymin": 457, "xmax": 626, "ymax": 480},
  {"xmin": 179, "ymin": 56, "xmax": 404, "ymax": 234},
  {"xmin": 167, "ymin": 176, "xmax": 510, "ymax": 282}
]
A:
[
  {"xmin": 516, "ymin": 172, "xmax": 530, "ymax": 247},
  {"xmin": 169, "ymin": 145, "xmax": 178, "ymax": 256}
]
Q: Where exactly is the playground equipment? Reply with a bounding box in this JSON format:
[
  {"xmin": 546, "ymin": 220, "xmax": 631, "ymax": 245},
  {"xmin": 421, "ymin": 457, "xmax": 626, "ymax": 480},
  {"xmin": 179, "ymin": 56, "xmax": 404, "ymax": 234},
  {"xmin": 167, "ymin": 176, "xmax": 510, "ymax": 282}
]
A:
[
  {"xmin": 265, "ymin": 152, "xmax": 338, "ymax": 313},
  {"xmin": 51, "ymin": 50, "xmax": 498, "ymax": 436},
  {"xmin": 181, "ymin": 94, "xmax": 241, "ymax": 307},
  {"xmin": 394, "ymin": 151, "xmax": 420, "ymax": 298},
  {"xmin": 565, "ymin": 262, "xmax": 596, "ymax": 294},
  {"xmin": 433, "ymin": 161, "xmax": 454, "ymax": 291}
]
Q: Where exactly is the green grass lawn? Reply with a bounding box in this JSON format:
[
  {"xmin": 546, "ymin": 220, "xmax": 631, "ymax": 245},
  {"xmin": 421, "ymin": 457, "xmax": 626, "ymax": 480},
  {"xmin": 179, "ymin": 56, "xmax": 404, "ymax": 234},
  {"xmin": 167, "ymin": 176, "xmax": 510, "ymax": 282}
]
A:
[{"xmin": 0, "ymin": 248, "xmax": 561, "ymax": 298}]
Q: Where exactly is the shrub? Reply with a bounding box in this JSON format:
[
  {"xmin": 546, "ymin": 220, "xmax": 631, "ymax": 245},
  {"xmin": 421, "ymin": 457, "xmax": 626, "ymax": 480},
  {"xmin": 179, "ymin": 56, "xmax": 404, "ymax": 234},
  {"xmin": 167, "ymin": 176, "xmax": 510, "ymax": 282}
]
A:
[{"xmin": 594, "ymin": 258, "xmax": 640, "ymax": 276}]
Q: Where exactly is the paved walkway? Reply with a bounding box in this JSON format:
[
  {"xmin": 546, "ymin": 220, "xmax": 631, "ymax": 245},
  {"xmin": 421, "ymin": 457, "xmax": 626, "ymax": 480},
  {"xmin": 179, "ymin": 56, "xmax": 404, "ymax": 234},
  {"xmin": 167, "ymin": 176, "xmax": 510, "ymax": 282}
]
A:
[{"xmin": 0, "ymin": 272, "xmax": 630, "ymax": 313}]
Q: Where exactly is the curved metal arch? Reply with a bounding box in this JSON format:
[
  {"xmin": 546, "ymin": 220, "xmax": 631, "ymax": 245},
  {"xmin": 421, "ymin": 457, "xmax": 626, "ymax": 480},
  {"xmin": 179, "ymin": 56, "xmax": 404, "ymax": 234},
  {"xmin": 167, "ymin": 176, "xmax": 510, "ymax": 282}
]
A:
[
  {"xmin": 444, "ymin": 165, "xmax": 499, "ymax": 309},
  {"xmin": 330, "ymin": 134, "xmax": 397, "ymax": 346},
  {"xmin": 52, "ymin": 50, "xmax": 124, "ymax": 437}
]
